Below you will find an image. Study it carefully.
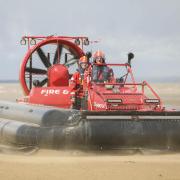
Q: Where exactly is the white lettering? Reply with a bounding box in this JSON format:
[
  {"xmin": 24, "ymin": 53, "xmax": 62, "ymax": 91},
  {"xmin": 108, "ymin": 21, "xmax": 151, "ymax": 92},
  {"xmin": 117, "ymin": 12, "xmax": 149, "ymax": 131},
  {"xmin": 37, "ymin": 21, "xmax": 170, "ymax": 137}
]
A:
[
  {"xmin": 63, "ymin": 90, "xmax": 69, "ymax": 94},
  {"xmin": 93, "ymin": 102, "xmax": 106, "ymax": 109},
  {"xmin": 41, "ymin": 90, "xmax": 46, "ymax": 95},
  {"xmin": 40, "ymin": 89, "xmax": 67, "ymax": 96},
  {"xmin": 49, "ymin": 89, "xmax": 54, "ymax": 94},
  {"xmin": 55, "ymin": 90, "xmax": 60, "ymax": 94}
]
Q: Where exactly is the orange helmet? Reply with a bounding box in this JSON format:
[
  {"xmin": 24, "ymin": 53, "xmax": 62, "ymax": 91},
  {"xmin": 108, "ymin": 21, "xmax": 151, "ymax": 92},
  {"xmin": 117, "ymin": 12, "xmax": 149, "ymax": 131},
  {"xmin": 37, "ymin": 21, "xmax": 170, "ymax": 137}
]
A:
[
  {"xmin": 79, "ymin": 56, "xmax": 88, "ymax": 64},
  {"xmin": 93, "ymin": 50, "xmax": 105, "ymax": 64}
]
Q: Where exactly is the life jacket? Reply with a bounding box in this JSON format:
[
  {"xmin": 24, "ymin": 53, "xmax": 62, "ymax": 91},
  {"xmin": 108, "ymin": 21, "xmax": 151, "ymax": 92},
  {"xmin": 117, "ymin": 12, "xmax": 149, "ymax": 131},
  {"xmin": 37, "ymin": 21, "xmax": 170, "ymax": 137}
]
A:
[
  {"xmin": 70, "ymin": 67, "xmax": 88, "ymax": 89},
  {"xmin": 78, "ymin": 67, "xmax": 85, "ymax": 80}
]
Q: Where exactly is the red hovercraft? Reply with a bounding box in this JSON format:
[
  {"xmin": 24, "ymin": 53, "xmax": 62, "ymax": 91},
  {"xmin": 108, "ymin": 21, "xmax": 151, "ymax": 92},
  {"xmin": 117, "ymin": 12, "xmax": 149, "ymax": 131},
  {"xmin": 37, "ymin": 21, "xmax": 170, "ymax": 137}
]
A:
[{"xmin": 0, "ymin": 35, "xmax": 180, "ymax": 151}]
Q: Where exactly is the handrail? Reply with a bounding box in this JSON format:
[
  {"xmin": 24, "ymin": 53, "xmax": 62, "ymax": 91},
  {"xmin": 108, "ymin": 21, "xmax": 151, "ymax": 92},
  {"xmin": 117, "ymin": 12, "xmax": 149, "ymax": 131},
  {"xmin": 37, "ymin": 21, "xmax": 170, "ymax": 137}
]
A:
[
  {"xmin": 143, "ymin": 81, "xmax": 162, "ymax": 106},
  {"xmin": 91, "ymin": 81, "xmax": 162, "ymax": 102}
]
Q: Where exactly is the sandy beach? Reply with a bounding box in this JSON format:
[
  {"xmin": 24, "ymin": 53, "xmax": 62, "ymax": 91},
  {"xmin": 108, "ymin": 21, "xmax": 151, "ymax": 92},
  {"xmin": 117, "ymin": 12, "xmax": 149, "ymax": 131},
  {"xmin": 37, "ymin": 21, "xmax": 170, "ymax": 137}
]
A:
[{"xmin": 0, "ymin": 82, "xmax": 180, "ymax": 180}]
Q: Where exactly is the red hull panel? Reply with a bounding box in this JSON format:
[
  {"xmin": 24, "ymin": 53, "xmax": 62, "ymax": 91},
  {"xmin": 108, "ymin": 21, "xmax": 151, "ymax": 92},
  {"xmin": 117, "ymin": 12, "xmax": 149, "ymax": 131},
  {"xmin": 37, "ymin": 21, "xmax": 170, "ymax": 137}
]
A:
[{"xmin": 29, "ymin": 87, "xmax": 72, "ymax": 108}]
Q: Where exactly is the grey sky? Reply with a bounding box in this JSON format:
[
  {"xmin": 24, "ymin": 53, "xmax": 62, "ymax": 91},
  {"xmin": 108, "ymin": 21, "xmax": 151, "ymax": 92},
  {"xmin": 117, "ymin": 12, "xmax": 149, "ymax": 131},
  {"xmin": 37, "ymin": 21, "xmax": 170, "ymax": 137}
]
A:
[{"xmin": 0, "ymin": 0, "xmax": 180, "ymax": 81}]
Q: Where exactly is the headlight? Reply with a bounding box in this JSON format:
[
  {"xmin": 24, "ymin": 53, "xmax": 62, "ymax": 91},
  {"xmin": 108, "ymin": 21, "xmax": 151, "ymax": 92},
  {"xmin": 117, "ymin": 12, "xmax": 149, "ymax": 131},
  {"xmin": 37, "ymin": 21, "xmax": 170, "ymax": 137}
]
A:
[
  {"xmin": 107, "ymin": 99, "xmax": 122, "ymax": 103},
  {"xmin": 74, "ymin": 38, "xmax": 80, "ymax": 45},
  {"xmin": 30, "ymin": 38, "xmax": 36, "ymax": 45},
  {"xmin": 20, "ymin": 38, "xmax": 26, "ymax": 45},
  {"xmin": 145, "ymin": 99, "xmax": 160, "ymax": 103},
  {"xmin": 105, "ymin": 85, "xmax": 114, "ymax": 90},
  {"xmin": 83, "ymin": 38, "xmax": 89, "ymax": 46}
]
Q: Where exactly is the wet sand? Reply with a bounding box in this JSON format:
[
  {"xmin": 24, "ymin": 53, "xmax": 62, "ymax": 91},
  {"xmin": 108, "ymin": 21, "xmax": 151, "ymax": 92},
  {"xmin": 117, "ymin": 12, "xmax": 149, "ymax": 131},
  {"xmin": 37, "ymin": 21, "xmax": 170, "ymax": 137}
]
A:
[
  {"xmin": 0, "ymin": 83, "xmax": 180, "ymax": 180},
  {"xmin": 1, "ymin": 151, "xmax": 180, "ymax": 180}
]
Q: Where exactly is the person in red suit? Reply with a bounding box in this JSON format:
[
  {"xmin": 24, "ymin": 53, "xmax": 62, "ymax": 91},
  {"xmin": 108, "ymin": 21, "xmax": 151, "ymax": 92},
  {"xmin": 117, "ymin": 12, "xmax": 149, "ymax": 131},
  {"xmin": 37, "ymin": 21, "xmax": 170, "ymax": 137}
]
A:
[
  {"xmin": 70, "ymin": 56, "xmax": 89, "ymax": 89},
  {"xmin": 69, "ymin": 55, "xmax": 90, "ymax": 109}
]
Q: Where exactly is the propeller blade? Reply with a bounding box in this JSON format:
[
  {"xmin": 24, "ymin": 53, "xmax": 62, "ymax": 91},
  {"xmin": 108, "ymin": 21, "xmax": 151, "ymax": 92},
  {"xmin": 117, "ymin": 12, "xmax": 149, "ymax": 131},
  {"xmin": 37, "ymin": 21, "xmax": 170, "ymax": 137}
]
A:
[
  {"xmin": 25, "ymin": 67, "xmax": 47, "ymax": 74},
  {"xmin": 36, "ymin": 48, "xmax": 51, "ymax": 68},
  {"xmin": 39, "ymin": 78, "xmax": 48, "ymax": 86},
  {"xmin": 53, "ymin": 44, "xmax": 63, "ymax": 64},
  {"xmin": 64, "ymin": 56, "xmax": 78, "ymax": 67},
  {"xmin": 68, "ymin": 47, "xmax": 77, "ymax": 57}
]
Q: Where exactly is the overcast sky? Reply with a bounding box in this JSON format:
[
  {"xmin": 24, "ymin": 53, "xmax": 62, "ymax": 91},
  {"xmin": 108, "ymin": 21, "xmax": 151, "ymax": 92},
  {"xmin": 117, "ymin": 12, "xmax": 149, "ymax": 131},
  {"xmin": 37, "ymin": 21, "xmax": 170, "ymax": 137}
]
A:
[{"xmin": 0, "ymin": 0, "xmax": 180, "ymax": 82}]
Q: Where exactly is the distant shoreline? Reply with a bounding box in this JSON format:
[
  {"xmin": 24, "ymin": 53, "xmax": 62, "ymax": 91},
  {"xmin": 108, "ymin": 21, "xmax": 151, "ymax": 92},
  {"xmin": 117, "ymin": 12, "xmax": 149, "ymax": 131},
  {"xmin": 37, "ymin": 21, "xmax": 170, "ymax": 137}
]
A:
[
  {"xmin": 0, "ymin": 80, "xmax": 19, "ymax": 83},
  {"xmin": 0, "ymin": 79, "xmax": 179, "ymax": 84}
]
